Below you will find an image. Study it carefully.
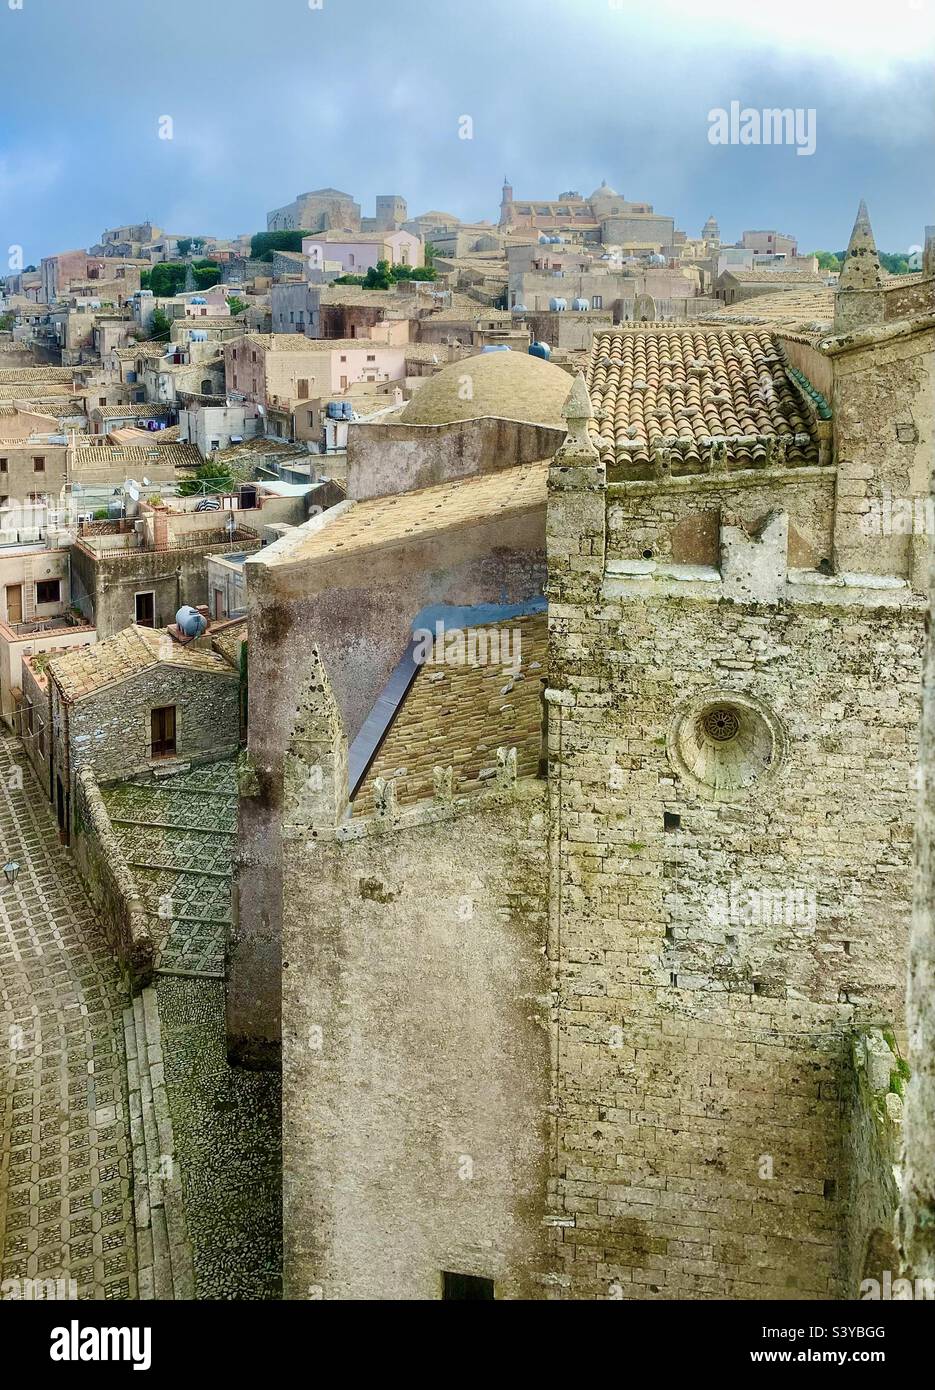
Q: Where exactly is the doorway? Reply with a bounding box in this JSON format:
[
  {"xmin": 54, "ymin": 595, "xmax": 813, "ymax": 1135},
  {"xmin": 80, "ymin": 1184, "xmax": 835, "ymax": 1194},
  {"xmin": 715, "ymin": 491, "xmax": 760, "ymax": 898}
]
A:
[
  {"xmin": 151, "ymin": 705, "xmax": 177, "ymax": 758},
  {"xmin": 6, "ymin": 584, "xmax": 23, "ymax": 624}
]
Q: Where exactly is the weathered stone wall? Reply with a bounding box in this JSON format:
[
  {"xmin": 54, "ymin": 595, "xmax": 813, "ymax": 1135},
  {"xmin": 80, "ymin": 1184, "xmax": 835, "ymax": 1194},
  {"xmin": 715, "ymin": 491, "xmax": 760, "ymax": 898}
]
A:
[
  {"xmin": 843, "ymin": 1029, "xmax": 904, "ymax": 1297},
  {"xmin": 347, "ymin": 417, "xmax": 564, "ymax": 500},
  {"xmin": 829, "ymin": 325, "xmax": 934, "ymax": 583},
  {"xmin": 607, "ymin": 468, "xmax": 836, "ymax": 570},
  {"xmin": 281, "ymin": 783, "xmax": 552, "ymax": 1299},
  {"xmin": 229, "ymin": 503, "xmax": 546, "ymax": 1064},
  {"xmin": 72, "ymin": 767, "xmax": 154, "ymax": 986},
  {"xmin": 546, "ymin": 579, "xmax": 922, "ymax": 1299},
  {"xmin": 64, "ymin": 664, "xmax": 240, "ymax": 793}
]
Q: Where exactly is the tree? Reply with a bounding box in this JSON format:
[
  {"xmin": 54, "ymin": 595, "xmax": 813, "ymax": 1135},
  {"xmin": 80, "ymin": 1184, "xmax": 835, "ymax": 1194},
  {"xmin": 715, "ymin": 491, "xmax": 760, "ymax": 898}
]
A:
[
  {"xmin": 177, "ymin": 239, "xmax": 193, "ymax": 257},
  {"xmin": 192, "ymin": 260, "xmax": 222, "ymax": 289},
  {"xmin": 363, "ymin": 259, "xmax": 393, "ymax": 290},
  {"xmin": 177, "ymin": 460, "xmax": 235, "ymax": 497},
  {"xmin": 146, "ymin": 262, "xmax": 188, "ymax": 297},
  {"xmin": 250, "ymin": 230, "xmax": 313, "ymax": 261},
  {"xmin": 149, "ymin": 308, "xmax": 172, "ymax": 341},
  {"xmin": 424, "ymin": 241, "xmax": 437, "ymax": 268},
  {"xmin": 810, "ymin": 251, "xmax": 842, "ymax": 271},
  {"xmin": 227, "ymin": 296, "xmax": 248, "ymax": 316},
  {"xmin": 0, "ymin": 311, "xmax": 14, "ymax": 332}
]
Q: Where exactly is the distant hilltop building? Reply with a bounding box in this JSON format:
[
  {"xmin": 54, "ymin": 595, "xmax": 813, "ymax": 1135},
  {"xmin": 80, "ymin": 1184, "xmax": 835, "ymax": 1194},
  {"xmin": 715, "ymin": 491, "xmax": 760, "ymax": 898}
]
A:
[
  {"xmin": 267, "ymin": 189, "xmax": 409, "ymax": 235},
  {"xmin": 498, "ymin": 178, "xmax": 675, "ymax": 251},
  {"xmin": 267, "ymin": 188, "xmax": 362, "ymax": 234}
]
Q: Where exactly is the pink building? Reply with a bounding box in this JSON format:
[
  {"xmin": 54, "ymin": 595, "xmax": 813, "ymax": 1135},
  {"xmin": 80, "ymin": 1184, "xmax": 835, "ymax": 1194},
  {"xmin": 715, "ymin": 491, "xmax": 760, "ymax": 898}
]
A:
[{"xmin": 302, "ymin": 230, "xmax": 423, "ymax": 275}]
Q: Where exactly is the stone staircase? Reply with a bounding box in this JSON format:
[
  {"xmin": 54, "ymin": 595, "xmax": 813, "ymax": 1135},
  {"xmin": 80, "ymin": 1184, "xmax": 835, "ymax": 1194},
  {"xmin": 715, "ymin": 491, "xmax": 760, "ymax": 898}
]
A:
[{"xmin": 123, "ymin": 987, "xmax": 195, "ymax": 1299}]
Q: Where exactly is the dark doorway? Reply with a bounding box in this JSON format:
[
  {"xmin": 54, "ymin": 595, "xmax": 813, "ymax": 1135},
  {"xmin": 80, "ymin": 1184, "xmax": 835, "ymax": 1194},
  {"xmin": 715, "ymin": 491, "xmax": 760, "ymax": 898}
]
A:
[
  {"xmin": 442, "ymin": 1272, "xmax": 495, "ymax": 1300},
  {"xmin": 151, "ymin": 705, "xmax": 177, "ymax": 758}
]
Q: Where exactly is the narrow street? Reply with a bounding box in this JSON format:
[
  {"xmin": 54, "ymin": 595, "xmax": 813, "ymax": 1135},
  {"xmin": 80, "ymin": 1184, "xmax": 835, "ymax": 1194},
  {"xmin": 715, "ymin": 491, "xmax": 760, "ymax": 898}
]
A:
[{"xmin": 0, "ymin": 735, "xmax": 137, "ymax": 1300}]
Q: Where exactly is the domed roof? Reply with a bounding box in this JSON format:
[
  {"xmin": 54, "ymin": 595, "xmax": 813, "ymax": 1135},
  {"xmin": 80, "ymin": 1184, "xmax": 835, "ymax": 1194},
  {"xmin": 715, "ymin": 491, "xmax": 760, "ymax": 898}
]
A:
[
  {"xmin": 400, "ymin": 350, "xmax": 573, "ymax": 428},
  {"xmin": 591, "ymin": 181, "xmax": 619, "ymax": 200}
]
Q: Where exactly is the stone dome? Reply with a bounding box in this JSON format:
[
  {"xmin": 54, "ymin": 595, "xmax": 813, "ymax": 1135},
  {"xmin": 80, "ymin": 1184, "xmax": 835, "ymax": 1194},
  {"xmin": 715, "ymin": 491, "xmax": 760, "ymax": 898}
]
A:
[
  {"xmin": 400, "ymin": 350, "xmax": 573, "ymax": 428},
  {"xmin": 591, "ymin": 181, "xmax": 620, "ymax": 200}
]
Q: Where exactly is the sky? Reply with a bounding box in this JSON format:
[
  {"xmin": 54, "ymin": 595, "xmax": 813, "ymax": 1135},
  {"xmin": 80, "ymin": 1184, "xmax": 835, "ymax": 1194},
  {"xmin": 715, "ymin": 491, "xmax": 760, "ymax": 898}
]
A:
[{"xmin": 1, "ymin": 0, "xmax": 933, "ymax": 265}]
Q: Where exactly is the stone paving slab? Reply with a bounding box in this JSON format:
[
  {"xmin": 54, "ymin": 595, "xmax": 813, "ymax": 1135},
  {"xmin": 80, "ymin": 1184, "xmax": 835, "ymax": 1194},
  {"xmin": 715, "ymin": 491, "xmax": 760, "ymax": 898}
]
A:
[{"xmin": 0, "ymin": 735, "xmax": 136, "ymax": 1300}]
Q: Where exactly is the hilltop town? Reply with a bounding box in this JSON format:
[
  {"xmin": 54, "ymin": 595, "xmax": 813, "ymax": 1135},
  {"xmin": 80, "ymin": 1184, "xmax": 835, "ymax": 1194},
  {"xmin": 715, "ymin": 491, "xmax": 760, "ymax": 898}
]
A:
[{"xmin": 1, "ymin": 179, "xmax": 934, "ymax": 1306}]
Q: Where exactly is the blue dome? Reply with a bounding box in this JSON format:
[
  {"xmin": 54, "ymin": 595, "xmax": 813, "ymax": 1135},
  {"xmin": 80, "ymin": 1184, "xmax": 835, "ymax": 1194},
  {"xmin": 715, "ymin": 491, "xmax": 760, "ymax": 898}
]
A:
[{"xmin": 528, "ymin": 340, "xmax": 551, "ymax": 360}]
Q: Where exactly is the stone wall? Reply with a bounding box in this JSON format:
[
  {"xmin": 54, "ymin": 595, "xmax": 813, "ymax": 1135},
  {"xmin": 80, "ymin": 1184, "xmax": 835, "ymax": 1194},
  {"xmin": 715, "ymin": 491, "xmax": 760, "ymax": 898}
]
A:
[
  {"xmin": 347, "ymin": 417, "xmax": 565, "ymax": 500},
  {"xmin": 73, "ymin": 767, "xmax": 154, "ymax": 987},
  {"xmin": 281, "ymin": 775, "xmax": 552, "ymax": 1299},
  {"xmin": 61, "ymin": 664, "xmax": 240, "ymax": 795},
  {"xmin": 842, "ymin": 1029, "xmax": 904, "ymax": 1297}
]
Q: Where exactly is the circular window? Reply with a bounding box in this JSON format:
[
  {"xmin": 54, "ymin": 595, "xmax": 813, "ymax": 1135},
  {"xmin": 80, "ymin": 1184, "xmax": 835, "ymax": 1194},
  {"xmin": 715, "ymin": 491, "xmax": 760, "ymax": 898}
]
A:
[{"xmin": 667, "ymin": 691, "xmax": 785, "ymax": 802}]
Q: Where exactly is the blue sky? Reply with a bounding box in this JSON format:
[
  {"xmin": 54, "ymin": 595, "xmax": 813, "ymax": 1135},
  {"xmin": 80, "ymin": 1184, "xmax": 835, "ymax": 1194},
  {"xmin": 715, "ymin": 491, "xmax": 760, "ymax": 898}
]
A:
[{"xmin": 2, "ymin": 0, "xmax": 932, "ymax": 264}]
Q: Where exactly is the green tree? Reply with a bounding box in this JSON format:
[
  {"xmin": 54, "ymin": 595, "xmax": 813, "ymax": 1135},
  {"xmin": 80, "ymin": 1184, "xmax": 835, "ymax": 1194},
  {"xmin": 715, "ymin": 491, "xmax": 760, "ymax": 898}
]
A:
[
  {"xmin": 192, "ymin": 260, "xmax": 222, "ymax": 289},
  {"xmin": 424, "ymin": 241, "xmax": 437, "ymax": 268},
  {"xmin": 177, "ymin": 461, "xmax": 236, "ymax": 497},
  {"xmin": 147, "ymin": 262, "xmax": 189, "ymax": 297},
  {"xmin": 250, "ymin": 230, "xmax": 313, "ymax": 261},
  {"xmin": 0, "ymin": 311, "xmax": 14, "ymax": 332},
  {"xmin": 177, "ymin": 238, "xmax": 193, "ymax": 257},
  {"xmin": 810, "ymin": 251, "xmax": 842, "ymax": 271},
  {"xmin": 363, "ymin": 259, "xmax": 393, "ymax": 290},
  {"xmin": 227, "ymin": 296, "xmax": 248, "ymax": 316},
  {"xmin": 149, "ymin": 308, "xmax": 172, "ymax": 341}
]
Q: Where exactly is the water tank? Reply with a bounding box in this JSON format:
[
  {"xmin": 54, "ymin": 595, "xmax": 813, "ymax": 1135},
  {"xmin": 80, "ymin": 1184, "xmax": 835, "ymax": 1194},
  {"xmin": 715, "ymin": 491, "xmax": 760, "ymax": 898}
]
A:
[
  {"xmin": 549, "ymin": 297, "xmax": 567, "ymax": 312},
  {"xmin": 107, "ymin": 497, "xmax": 123, "ymax": 519},
  {"xmin": 481, "ymin": 344, "xmax": 511, "ymax": 352},
  {"xmin": 326, "ymin": 401, "xmax": 342, "ymax": 420},
  {"xmin": 190, "ymin": 329, "xmax": 208, "ymax": 342},
  {"xmin": 538, "ymin": 234, "xmax": 550, "ymax": 245},
  {"xmin": 511, "ymin": 303, "xmax": 528, "ymax": 314},
  {"xmin": 572, "ymin": 298, "xmax": 590, "ymax": 311},
  {"xmin": 190, "ymin": 295, "xmax": 207, "ymax": 305},
  {"xmin": 175, "ymin": 605, "xmax": 207, "ymax": 639},
  {"xmin": 529, "ymin": 340, "xmax": 552, "ymax": 360},
  {"xmin": 550, "ymin": 236, "xmax": 562, "ymax": 244},
  {"xmin": 341, "ymin": 401, "xmax": 354, "ymax": 419}
]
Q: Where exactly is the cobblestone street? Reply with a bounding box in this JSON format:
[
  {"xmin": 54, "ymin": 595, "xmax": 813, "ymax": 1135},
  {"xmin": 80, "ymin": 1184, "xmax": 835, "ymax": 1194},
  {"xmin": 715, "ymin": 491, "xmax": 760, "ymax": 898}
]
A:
[{"xmin": 0, "ymin": 735, "xmax": 136, "ymax": 1300}]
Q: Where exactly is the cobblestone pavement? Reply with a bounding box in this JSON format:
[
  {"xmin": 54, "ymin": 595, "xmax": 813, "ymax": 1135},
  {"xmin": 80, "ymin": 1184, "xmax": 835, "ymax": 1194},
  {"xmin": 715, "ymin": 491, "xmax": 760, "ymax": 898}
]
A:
[
  {"xmin": 0, "ymin": 736, "xmax": 136, "ymax": 1300},
  {"xmin": 104, "ymin": 760, "xmax": 281, "ymax": 1299},
  {"xmin": 102, "ymin": 761, "xmax": 236, "ymax": 978}
]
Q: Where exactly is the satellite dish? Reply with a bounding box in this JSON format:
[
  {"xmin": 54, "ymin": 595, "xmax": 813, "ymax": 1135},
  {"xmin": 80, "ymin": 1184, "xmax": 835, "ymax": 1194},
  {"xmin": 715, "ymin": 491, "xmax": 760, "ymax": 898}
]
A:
[{"xmin": 143, "ymin": 477, "xmax": 151, "ymax": 486}]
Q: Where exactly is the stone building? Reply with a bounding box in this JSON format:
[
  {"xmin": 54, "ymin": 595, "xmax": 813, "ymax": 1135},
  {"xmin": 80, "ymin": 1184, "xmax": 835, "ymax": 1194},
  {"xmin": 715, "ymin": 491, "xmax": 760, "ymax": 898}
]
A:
[
  {"xmin": 266, "ymin": 188, "xmax": 361, "ymax": 234},
  {"xmin": 225, "ymin": 203, "xmax": 935, "ymax": 1299},
  {"xmin": 43, "ymin": 621, "xmax": 241, "ymax": 838},
  {"xmin": 499, "ymin": 179, "xmax": 676, "ymax": 250}
]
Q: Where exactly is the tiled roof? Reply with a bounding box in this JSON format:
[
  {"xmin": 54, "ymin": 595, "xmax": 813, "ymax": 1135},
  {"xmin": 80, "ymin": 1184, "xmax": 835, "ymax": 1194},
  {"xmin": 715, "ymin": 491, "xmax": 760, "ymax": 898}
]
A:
[
  {"xmin": 49, "ymin": 624, "xmax": 237, "ymax": 701},
  {"xmin": 721, "ymin": 269, "xmax": 824, "ymax": 285},
  {"xmin": 93, "ymin": 403, "xmax": 174, "ymax": 419},
  {"xmin": 281, "ymin": 459, "xmax": 548, "ymax": 565},
  {"xmin": 586, "ymin": 327, "xmax": 820, "ymax": 472},
  {"xmin": 703, "ymin": 286, "xmax": 834, "ymax": 327},
  {"xmin": 353, "ymin": 611, "xmax": 546, "ymax": 815},
  {"xmin": 70, "ymin": 442, "xmax": 201, "ymax": 468},
  {"xmin": 0, "ymin": 367, "xmax": 74, "ymax": 383}
]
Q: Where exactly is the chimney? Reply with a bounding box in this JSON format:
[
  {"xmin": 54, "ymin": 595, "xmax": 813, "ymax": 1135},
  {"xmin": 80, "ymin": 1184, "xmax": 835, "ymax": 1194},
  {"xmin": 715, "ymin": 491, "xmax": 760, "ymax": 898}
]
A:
[{"xmin": 152, "ymin": 506, "xmax": 168, "ymax": 552}]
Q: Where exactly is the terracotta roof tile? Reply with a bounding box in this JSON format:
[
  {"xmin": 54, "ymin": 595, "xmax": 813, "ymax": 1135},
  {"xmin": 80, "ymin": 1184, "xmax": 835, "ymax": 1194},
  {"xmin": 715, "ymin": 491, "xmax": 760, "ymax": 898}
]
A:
[
  {"xmin": 49, "ymin": 624, "xmax": 236, "ymax": 701},
  {"xmin": 586, "ymin": 327, "xmax": 820, "ymax": 474}
]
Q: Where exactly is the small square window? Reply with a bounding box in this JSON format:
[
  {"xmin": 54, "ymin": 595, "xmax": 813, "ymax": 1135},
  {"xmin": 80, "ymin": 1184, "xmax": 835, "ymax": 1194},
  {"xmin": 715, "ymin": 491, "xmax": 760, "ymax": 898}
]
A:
[
  {"xmin": 0, "ymin": 459, "xmax": 7, "ymax": 474},
  {"xmin": 33, "ymin": 457, "xmax": 46, "ymax": 472},
  {"xmin": 36, "ymin": 579, "xmax": 61, "ymax": 605}
]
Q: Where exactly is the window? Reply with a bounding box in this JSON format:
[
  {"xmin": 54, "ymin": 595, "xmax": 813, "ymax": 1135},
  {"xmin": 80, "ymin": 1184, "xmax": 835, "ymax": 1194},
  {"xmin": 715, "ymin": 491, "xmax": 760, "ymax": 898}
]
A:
[
  {"xmin": 135, "ymin": 591, "xmax": 155, "ymax": 627},
  {"xmin": 366, "ymin": 354, "xmax": 376, "ymax": 362},
  {"xmin": 442, "ymin": 1272, "xmax": 494, "ymax": 1300},
  {"xmin": 35, "ymin": 579, "xmax": 61, "ymax": 605},
  {"xmin": 99, "ymin": 397, "xmax": 106, "ymax": 406},
  {"xmin": 0, "ymin": 459, "xmax": 7, "ymax": 473},
  {"xmin": 151, "ymin": 705, "xmax": 177, "ymax": 758},
  {"xmin": 33, "ymin": 457, "xmax": 46, "ymax": 472},
  {"xmin": 591, "ymin": 295, "xmax": 603, "ymax": 310}
]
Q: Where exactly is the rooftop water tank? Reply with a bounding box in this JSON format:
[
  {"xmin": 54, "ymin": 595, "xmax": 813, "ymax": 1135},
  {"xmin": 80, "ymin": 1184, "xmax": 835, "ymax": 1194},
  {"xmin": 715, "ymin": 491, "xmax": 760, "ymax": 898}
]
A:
[
  {"xmin": 528, "ymin": 340, "xmax": 552, "ymax": 360},
  {"xmin": 190, "ymin": 329, "xmax": 208, "ymax": 342},
  {"xmin": 190, "ymin": 295, "xmax": 207, "ymax": 305},
  {"xmin": 107, "ymin": 497, "xmax": 123, "ymax": 519},
  {"xmin": 511, "ymin": 303, "xmax": 528, "ymax": 314},
  {"xmin": 549, "ymin": 297, "xmax": 567, "ymax": 312},
  {"xmin": 175, "ymin": 605, "xmax": 207, "ymax": 639},
  {"xmin": 572, "ymin": 298, "xmax": 590, "ymax": 311},
  {"xmin": 341, "ymin": 401, "xmax": 354, "ymax": 419},
  {"xmin": 480, "ymin": 344, "xmax": 511, "ymax": 352},
  {"xmin": 550, "ymin": 236, "xmax": 562, "ymax": 244}
]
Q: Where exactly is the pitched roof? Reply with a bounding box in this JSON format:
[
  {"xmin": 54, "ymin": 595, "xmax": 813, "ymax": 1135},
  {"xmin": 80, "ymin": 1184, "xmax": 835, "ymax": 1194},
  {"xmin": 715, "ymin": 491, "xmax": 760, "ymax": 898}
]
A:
[
  {"xmin": 49, "ymin": 624, "xmax": 237, "ymax": 701},
  {"xmin": 721, "ymin": 269, "xmax": 824, "ymax": 285},
  {"xmin": 400, "ymin": 349, "xmax": 573, "ymax": 427},
  {"xmin": 586, "ymin": 327, "xmax": 820, "ymax": 472},
  {"xmin": 352, "ymin": 610, "xmax": 547, "ymax": 815},
  {"xmin": 276, "ymin": 459, "xmax": 549, "ymax": 566}
]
